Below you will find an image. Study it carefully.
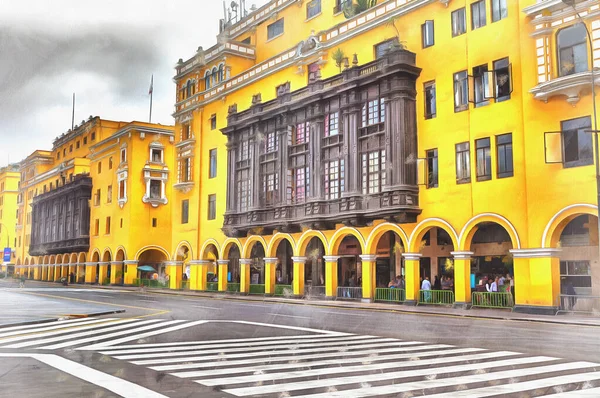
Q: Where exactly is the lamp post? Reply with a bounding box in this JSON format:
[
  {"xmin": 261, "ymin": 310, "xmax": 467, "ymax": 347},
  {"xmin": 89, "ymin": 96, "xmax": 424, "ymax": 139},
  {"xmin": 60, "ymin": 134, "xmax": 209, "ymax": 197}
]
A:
[{"xmin": 562, "ymin": 1, "xmax": 600, "ymax": 268}]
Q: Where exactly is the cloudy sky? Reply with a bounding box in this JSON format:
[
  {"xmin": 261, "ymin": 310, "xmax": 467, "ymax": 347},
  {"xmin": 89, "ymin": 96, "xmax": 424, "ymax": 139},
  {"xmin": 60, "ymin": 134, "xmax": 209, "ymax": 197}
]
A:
[{"xmin": 0, "ymin": 0, "xmax": 269, "ymax": 165}]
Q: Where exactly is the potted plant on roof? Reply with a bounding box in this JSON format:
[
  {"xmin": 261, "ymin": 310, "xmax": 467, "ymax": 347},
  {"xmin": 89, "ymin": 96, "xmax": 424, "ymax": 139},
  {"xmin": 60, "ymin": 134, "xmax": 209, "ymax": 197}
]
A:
[{"xmin": 343, "ymin": 0, "xmax": 378, "ymax": 19}]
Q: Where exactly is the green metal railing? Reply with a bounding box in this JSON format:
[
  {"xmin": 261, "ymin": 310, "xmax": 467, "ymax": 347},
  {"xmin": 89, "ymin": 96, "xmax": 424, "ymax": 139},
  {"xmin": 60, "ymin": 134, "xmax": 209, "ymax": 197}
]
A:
[
  {"xmin": 180, "ymin": 280, "xmax": 190, "ymax": 290},
  {"xmin": 249, "ymin": 284, "xmax": 265, "ymax": 295},
  {"xmin": 227, "ymin": 283, "xmax": 240, "ymax": 292},
  {"xmin": 375, "ymin": 288, "xmax": 405, "ymax": 303},
  {"xmin": 274, "ymin": 284, "xmax": 293, "ymax": 296},
  {"xmin": 471, "ymin": 291, "xmax": 514, "ymax": 309},
  {"xmin": 133, "ymin": 278, "xmax": 168, "ymax": 288},
  {"xmin": 206, "ymin": 282, "xmax": 218, "ymax": 292},
  {"xmin": 418, "ymin": 289, "xmax": 455, "ymax": 305}
]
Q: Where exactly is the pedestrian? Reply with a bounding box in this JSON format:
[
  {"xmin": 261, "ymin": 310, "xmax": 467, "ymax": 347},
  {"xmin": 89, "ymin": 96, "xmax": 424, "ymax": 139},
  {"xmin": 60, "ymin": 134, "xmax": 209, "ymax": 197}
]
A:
[
  {"xmin": 421, "ymin": 276, "xmax": 431, "ymax": 302},
  {"xmin": 19, "ymin": 273, "xmax": 25, "ymax": 288},
  {"xmin": 69, "ymin": 272, "xmax": 75, "ymax": 284},
  {"xmin": 433, "ymin": 275, "xmax": 441, "ymax": 290}
]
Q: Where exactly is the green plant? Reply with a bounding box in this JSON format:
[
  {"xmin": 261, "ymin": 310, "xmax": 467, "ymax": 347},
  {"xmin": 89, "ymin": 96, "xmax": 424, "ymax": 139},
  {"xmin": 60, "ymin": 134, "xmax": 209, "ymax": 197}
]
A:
[
  {"xmin": 386, "ymin": 16, "xmax": 407, "ymax": 51},
  {"xmin": 343, "ymin": 0, "xmax": 378, "ymax": 19},
  {"xmin": 331, "ymin": 48, "xmax": 346, "ymax": 73}
]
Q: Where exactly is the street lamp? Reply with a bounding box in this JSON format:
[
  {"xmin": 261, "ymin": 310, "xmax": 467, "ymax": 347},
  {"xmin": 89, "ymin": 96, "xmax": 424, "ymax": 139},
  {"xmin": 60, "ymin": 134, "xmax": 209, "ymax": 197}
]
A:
[{"xmin": 562, "ymin": 0, "xmax": 600, "ymax": 268}]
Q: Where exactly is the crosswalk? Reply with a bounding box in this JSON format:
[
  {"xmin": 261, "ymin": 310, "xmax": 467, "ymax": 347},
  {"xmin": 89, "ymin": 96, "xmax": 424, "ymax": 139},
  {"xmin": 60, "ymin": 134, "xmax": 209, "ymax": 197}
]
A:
[
  {"xmin": 95, "ymin": 332, "xmax": 600, "ymax": 397},
  {"xmin": 0, "ymin": 317, "xmax": 204, "ymax": 350}
]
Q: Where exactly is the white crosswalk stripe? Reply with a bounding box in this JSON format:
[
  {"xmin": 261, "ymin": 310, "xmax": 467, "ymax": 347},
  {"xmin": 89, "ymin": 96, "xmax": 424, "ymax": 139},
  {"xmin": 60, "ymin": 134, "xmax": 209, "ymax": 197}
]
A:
[{"xmin": 99, "ymin": 332, "xmax": 600, "ymax": 398}]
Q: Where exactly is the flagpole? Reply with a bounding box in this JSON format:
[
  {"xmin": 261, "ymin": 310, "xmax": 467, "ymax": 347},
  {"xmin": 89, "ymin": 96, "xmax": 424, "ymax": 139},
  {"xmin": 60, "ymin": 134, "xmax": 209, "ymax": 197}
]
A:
[
  {"xmin": 72, "ymin": 93, "xmax": 75, "ymax": 131},
  {"xmin": 149, "ymin": 75, "xmax": 153, "ymax": 123}
]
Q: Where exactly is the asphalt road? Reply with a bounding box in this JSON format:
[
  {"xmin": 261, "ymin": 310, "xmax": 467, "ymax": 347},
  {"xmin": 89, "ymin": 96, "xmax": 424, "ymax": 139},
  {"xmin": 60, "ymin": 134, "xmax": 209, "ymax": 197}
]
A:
[{"xmin": 1, "ymin": 283, "xmax": 600, "ymax": 397}]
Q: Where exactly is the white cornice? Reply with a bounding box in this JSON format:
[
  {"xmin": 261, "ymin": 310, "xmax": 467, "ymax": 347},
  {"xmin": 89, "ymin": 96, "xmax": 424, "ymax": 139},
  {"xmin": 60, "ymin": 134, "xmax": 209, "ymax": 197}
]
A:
[
  {"xmin": 90, "ymin": 125, "xmax": 174, "ymax": 151},
  {"xmin": 530, "ymin": 70, "xmax": 600, "ymax": 104}
]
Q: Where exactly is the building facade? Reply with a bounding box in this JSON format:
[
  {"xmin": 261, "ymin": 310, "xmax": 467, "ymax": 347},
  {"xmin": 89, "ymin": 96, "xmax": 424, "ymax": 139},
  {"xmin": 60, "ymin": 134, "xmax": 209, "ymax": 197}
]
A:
[{"xmin": 0, "ymin": 165, "xmax": 21, "ymax": 273}]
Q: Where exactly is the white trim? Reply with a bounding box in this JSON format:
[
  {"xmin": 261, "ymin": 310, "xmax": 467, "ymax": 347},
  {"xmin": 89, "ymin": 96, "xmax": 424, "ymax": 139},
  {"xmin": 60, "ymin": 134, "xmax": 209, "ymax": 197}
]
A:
[
  {"xmin": 239, "ymin": 259, "xmax": 253, "ymax": 265},
  {"xmin": 450, "ymin": 251, "xmax": 474, "ymax": 260},
  {"xmin": 263, "ymin": 257, "xmax": 278, "ymax": 264},
  {"xmin": 323, "ymin": 255, "xmax": 340, "ymax": 262},
  {"xmin": 510, "ymin": 248, "xmax": 562, "ymax": 258},
  {"xmin": 458, "ymin": 213, "xmax": 521, "ymax": 249},
  {"xmin": 291, "ymin": 256, "xmax": 307, "ymax": 263},
  {"xmin": 408, "ymin": 217, "xmax": 459, "ymax": 251},
  {"xmin": 401, "ymin": 253, "xmax": 422, "ymax": 261},
  {"xmin": 217, "ymin": 260, "xmax": 230, "ymax": 265},
  {"xmin": 360, "ymin": 254, "xmax": 377, "ymax": 262},
  {"xmin": 542, "ymin": 203, "xmax": 598, "ymax": 248}
]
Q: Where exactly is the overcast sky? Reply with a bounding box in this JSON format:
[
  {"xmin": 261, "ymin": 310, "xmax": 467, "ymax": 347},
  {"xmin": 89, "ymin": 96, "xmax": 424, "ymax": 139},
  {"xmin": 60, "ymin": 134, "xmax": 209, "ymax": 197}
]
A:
[{"xmin": 0, "ymin": 0, "xmax": 269, "ymax": 165}]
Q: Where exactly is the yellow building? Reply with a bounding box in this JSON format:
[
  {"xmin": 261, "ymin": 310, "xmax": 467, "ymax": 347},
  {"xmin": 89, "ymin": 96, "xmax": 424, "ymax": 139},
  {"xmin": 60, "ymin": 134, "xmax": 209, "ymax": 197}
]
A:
[
  {"xmin": 15, "ymin": 117, "xmax": 175, "ymax": 285},
  {"xmin": 0, "ymin": 165, "xmax": 21, "ymax": 274},
  {"xmin": 169, "ymin": 0, "xmax": 599, "ymax": 314}
]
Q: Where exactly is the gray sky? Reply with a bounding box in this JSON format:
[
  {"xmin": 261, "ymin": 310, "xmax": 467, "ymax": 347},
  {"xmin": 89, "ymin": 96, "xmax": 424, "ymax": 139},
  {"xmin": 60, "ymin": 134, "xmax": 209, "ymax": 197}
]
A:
[{"xmin": 0, "ymin": 0, "xmax": 269, "ymax": 165}]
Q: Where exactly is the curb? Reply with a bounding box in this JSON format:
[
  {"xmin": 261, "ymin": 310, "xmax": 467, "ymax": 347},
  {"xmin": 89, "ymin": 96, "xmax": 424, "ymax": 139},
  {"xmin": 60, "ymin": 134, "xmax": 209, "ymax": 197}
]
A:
[{"xmin": 0, "ymin": 309, "xmax": 126, "ymax": 328}]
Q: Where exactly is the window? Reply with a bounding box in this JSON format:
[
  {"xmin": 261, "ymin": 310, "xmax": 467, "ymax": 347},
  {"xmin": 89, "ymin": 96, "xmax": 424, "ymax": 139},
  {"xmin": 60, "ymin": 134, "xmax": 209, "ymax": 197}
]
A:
[
  {"xmin": 493, "ymin": 57, "xmax": 511, "ymax": 101},
  {"xmin": 208, "ymin": 194, "xmax": 217, "ymax": 220},
  {"xmin": 238, "ymin": 179, "xmax": 250, "ymax": 212},
  {"xmin": 94, "ymin": 219, "xmax": 99, "ymax": 236},
  {"xmin": 362, "ymin": 98, "xmax": 386, "ymax": 126},
  {"xmin": 557, "ymin": 24, "xmax": 588, "ymax": 77},
  {"xmin": 451, "ymin": 8, "xmax": 466, "ymax": 37},
  {"xmin": 375, "ymin": 39, "xmax": 397, "ymax": 59},
  {"xmin": 422, "ymin": 20, "xmax": 434, "ymax": 48},
  {"xmin": 456, "ymin": 142, "xmax": 471, "ymax": 183},
  {"xmin": 57, "ymin": 152, "xmax": 60, "ymax": 160},
  {"xmin": 473, "ymin": 64, "xmax": 490, "ymax": 107},
  {"xmin": 324, "ymin": 160, "xmax": 345, "ymax": 200},
  {"xmin": 241, "ymin": 37, "xmax": 251, "ymax": 44},
  {"xmin": 560, "ymin": 261, "xmax": 591, "ymax": 295},
  {"xmin": 105, "ymin": 217, "xmax": 111, "ymax": 234},
  {"xmin": 267, "ymin": 18, "xmax": 284, "ymax": 40},
  {"xmin": 97, "ymin": 162, "xmax": 102, "ymax": 174},
  {"xmin": 210, "ymin": 114, "xmax": 217, "ymax": 130},
  {"xmin": 69, "ymin": 144, "xmax": 73, "ymax": 153},
  {"xmin": 182, "ymin": 123, "xmax": 191, "ymax": 140},
  {"xmin": 152, "ymin": 218, "xmax": 157, "ymax": 228},
  {"xmin": 118, "ymin": 180, "xmax": 126, "ymax": 200},
  {"xmin": 266, "ymin": 131, "xmax": 278, "ymax": 153},
  {"xmin": 471, "ymin": 0, "xmax": 486, "ymax": 30},
  {"xmin": 151, "ymin": 148, "xmax": 163, "ymax": 163},
  {"xmin": 294, "ymin": 122, "xmax": 310, "ymax": 144},
  {"xmin": 120, "ymin": 218, "xmax": 123, "ymax": 228},
  {"xmin": 335, "ymin": 0, "xmax": 351, "ymax": 13},
  {"xmin": 76, "ymin": 141, "xmax": 80, "ymax": 149},
  {"xmin": 307, "ymin": 0, "xmax": 321, "ymax": 19},
  {"xmin": 453, "ymin": 70, "xmax": 468, "ymax": 112},
  {"xmin": 209, "ymin": 149, "xmax": 217, "ymax": 179},
  {"xmin": 290, "ymin": 167, "xmax": 310, "ymax": 203},
  {"xmin": 240, "ymin": 139, "xmax": 250, "ymax": 161},
  {"xmin": 83, "ymin": 136, "xmax": 87, "ymax": 145},
  {"xmin": 562, "ymin": 116, "xmax": 593, "ymax": 167},
  {"xmin": 181, "ymin": 157, "xmax": 192, "ymax": 182},
  {"xmin": 63, "ymin": 149, "xmax": 66, "ymax": 156},
  {"xmin": 362, "ymin": 150, "xmax": 386, "ymax": 194},
  {"xmin": 91, "ymin": 132, "xmax": 96, "ymax": 141},
  {"xmin": 426, "ymin": 149, "xmax": 438, "ymax": 188},
  {"xmin": 94, "ymin": 189, "xmax": 101, "ymax": 206},
  {"xmin": 496, "ymin": 134, "xmax": 513, "ymax": 178},
  {"xmin": 107, "ymin": 185, "xmax": 113, "ymax": 203},
  {"xmin": 424, "ymin": 81, "xmax": 436, "ymax": 119},
  {"xmin": 476, "ymin": 138, "xmax": 492, "ymax": 181},
  {"xmin": 491, "ymin": 0, "xmax": 508, "ymax": 22},
  {"xmin": 181, "ymin": 200, "xmax": 189, "ymax": 224},
  {"xmin": 324, "ymin": 112, "xmax": 339, "ymax": 136},
  {"xmin": 263, "ymin": 173, "xmax": 278, "ymax": 206},
  {"xmin": 149, "ymin": 180, "xmax": 161, "ymax": 199},
  {"xmin": 205, "ymin": 71, "xmax": 211, "ymax": 90},
  {"xmin": 120, "ymin": 148, "xmax": 127, "ymax": 163}
]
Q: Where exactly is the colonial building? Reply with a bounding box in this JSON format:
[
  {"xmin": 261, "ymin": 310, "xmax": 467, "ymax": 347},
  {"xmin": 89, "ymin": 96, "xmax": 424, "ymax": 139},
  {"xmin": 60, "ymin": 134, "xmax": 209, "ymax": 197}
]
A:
[
  {"xmin": 169, "ymin": 0, "xmax": 599, "ymax": 314},
  {"xmin": 0, "ymin": 165, "xmax": 20, "ymax": 274}
]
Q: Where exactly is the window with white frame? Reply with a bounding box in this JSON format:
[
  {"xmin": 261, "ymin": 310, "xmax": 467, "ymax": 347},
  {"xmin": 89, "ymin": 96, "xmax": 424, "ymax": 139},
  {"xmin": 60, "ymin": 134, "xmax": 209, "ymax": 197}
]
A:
[
  {"xmin": 324, "ymin": 160, "xmax": 344, "ymax": 200},
  {"xmin": 265, "ymin": 131, "xmax": 278, "ymax": 152},
  {"xmin": 149, "ymin": 180, "xmax": 161, "ymax": 199},
  {"xmin": 455, "ymin": 142, "xmax": 471, "ymax": 183},
  {"xmin": 451, "ymin": 7, "xmax": 466, "ymax": 37},
  {"xmin": 324, "ymin": 112, "xmax": 339, "ymax": 136},
  {"xmin": 294, "ymin": 122, "xmax": 310, "ymax": 144},
  {"xmin": 120, "ymin": 147, "xmax": 127, "ymax": 163},
  {"xmin": 453, "ymin": 70, "xmax": 468, "ymax": 112},
  {"xmin": 118, "ymin": 179, "xmax": 126, "ymax": 200},
  {"xmin": 151, "ymin": 147, "xmax": 163, "ymax": 163},
  {"xmin": 180, "ymin": 157, "xmax": 192, "ymax": 182},
  {"xmin": 361, "ymin": 98, "xmax": 385, "ymax": 126},
  {"xmin": 362, "ymin": 150, "xmax": 386, "ymax": 194}
]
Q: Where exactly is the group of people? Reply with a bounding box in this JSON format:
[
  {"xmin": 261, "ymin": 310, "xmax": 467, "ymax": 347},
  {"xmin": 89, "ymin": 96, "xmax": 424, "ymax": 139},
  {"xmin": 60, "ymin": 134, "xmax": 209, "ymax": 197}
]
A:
[
  {"xmin": 387, "ymin": 275, "xmax": 405, "ymax": 290},
  {"xmin": 420, "ymin": 275, "xmax": 454, "ymax": 292},
  {"xmin": 475, "ymin": 273, "xmax": 513, "ymax": 294}
]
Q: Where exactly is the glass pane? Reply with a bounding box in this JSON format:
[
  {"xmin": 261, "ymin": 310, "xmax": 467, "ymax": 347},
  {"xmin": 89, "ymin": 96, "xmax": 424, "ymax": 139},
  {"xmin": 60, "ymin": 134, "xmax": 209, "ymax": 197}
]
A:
[
  {"xmin": 568, "ymin": 261, "xmax": 591, "ymax": 276},
  {"xmin": 573, "ymin": 43, "xmax": 589, "ymax": 74}
]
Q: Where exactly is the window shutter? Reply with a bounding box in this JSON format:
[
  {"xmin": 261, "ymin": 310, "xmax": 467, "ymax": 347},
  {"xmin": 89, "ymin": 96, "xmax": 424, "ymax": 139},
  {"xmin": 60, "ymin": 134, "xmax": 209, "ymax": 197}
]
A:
[
  {"xmin": 544, "ymin": 131, "xmax": 564, "ymax": 164},
  {"xmin": 483, "ymin": 71, "xmax": 496, "ymax": 100},
  {"xmin": 467, "ymin": 75, "xmax": 475, "ymax": 103},
  {"xmin": 417, "ymin": 158, "xmax": 427, "ymax": 186}
]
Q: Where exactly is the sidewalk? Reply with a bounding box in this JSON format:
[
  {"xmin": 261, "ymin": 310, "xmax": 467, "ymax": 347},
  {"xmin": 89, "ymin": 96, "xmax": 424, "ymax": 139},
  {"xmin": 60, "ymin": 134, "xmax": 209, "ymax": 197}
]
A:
[{"xmin": 6, "ymin": 278, "xmax": 600, "ymax": 327}]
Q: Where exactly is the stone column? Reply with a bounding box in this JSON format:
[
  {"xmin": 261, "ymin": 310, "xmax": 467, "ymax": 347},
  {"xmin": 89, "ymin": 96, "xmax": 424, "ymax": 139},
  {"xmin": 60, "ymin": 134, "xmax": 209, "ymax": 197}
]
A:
[
  {"xmin": 98, "ymin": 262, "xmax": 109, "ymax": 285},
  {"xmin": 226, "ymin": 142, "xmax": 237, "ymax": 212},
  {"xmin": 402, "ymin": 253, "xmax": 422, "ymax": 305},
  {"xmin": 188, "ymin": 260, "xmax": 200, "ymax": 291},
  {"xmin": 164, "ymin": 261, "xmax": 181, "ymax": 290},
  {"xmin": 324, "ymin": 255, "xmax": 340, "ymax": 298},
  {"xmin": 109, "ymin": 261, "xmax": 123, "ymax": 285},
  {"xmin": 310, "ymin": 116, "xmax": 324, "ymax": 199},
  {"xmin": 451, "ymin": 251, "xmax": 474, "ymax": 308},
  {"xmin": 264, "ymin": 257, "xmax": 278, "ymax": 295},
  {"xmin": 239, "ymin": 258, "xmax": 252, "ymax": 294},
  {"xmin": 123, "ymin": 260, "xmax": 138, "ymax": 285},
  {"xmin": 341, "ymin": 104, "xmax": 361, "ymax": 194},
  {"xmin": 510, "ymin": 249, "xmax": 561, "ymax": 315},
  {"xmin": 360, "ymin": 254, "xmax": 377, "ymax": 302},
  {"xmin": 291, "ymin": 256, "xmax": 307, "ymax": 297},
  {"xmin": 218, "ymin": 260, "xmax": 229, "ymax": 292}
]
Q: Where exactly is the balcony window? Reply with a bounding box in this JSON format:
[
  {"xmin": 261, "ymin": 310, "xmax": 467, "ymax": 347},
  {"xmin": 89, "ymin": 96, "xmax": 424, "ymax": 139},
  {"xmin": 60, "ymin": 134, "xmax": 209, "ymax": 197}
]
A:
[
  {"xmin": 118, "ymin": 180, "xmax": 126, "ymax": 200},
  {"xmin": 426, "ymin": 149, "xmax": 438, "ymax": 188},
  {"xmin": 473, "ymin": 64, "xmax": 490, "ymax": 107},
  {"xmin": 267, "ymin": 18, "xmax": 284, "ymax": 40},
  {"xmin": 324, "ymin": 160, "xmax": 345, "ymax": 200},
  {"xmin": 362, "ymin": 150, "xmax": 386, "ymax": 194},
  {"xmin": 151, "ymin": 148, "xmax": 163, "ymax": 163},
  {"xmin": 493, "ymin": 57, "xmax": 512, "ymax": 102},
  {"xmin": 208, "ymin": 194, "xmax": 216, "ymax": 220},
  {"xmin": 334, "ymin": 0, "xmax": 351, "ymax": 14},
  {"xmin": 263, "ymin": 173, "xmax": 278, "ymax": 206},
  {"xmin": 496, "ymin": 133, "xmax": 513, "ymax": 178},
  {"xmin": 422, "ymin": 20, "xmax": 434, "ymax": 48},
  {"xmin": 455, "ymin": 142, "xmax": 471, "ymax": 184},
  {"xmin": 294, "ymin": 122, "xmax": 310, "ymax": 144},
  {"xmin": 451, "ymin": 8, "xmax": 466, "ymax": 37},
  {"xmin": 471, "ymin": 0, "xmax": 486, "ymax": 30},
  {"xmin": 453, "ymin": 70, "xmax": 468, "ymax": 112},
  {"xmin": 94, "ymin": 189, "xmax": 101, "ymax": 206},
  {"xmin": 266, "ymin": 132, "xmax": 278, "ymax": 153},
  {"xmin": 557, "ymin": 24, "xmax": 588, "ymax": 77},
  {"xmin": 240, "ymin": 140, "xmax": 250, "ymax": 161},
  {"xmin": 491, "ymin": 0, "xmax": 507, "ymax": 22},
  {"xmin": 325, "ymin": 112, "xmax": 339, "ymax": 136},
  {"xmin": 307, "ymin": 0, "xmax": 321, "ymax": 19},
  {"xmin": 362, "ymin": 98, "xmax": 385, "ymax": 126},
  {"xmin": 476, "ymin": 137, "xmax": 492, "ymax": 181},
  {"xmin": 149, "ymin": 180, "xmax": 161, "ymax": 199},
  {"xmin": 204, "ymin": 71, "xmax": 211, "ymax": 90},
  {"xmin": 424, "ymin": 81, "xmax": 436, "ymax": 119},
  {"xmin": 237, "ymin": 177, "xmax": 250, "ymax": 212},
  {"xmin": 562, "ymin": 116, "xmax": 593, "ymax": 168},
  {"xmin": 288, "ymin": 167, "xmax": 310, "ymax": 203},
  {"xmin": 182, "ymin": 123, "xmax": 191, "ymax": 141}
]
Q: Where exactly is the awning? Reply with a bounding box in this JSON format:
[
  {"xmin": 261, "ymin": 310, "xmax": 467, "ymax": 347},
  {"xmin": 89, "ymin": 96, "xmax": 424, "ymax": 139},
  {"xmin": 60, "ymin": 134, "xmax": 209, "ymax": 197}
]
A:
[{"xmin": 138, "ymin": 265, "xmax": 157, "ymax": 272}]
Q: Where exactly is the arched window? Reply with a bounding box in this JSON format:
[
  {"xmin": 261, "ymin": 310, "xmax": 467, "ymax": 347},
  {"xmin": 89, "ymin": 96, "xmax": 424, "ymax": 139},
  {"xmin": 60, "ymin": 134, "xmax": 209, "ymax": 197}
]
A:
[
  {"xmin": 211, "ymin": 67, "xmax": 218, "ymax": 85},
  {"xmin": 557, "ymin": 24, "xmax": 588, "ymax": 77},
  {"xmin": 218, "ymin": 64, "xmax": 225, "ymax": 82},
  {"xmin": 205, "ymin": 71, "xmax": 211, "ymax": 90},
  {"xmin": 186, "ymin": 80, "xmax": 192, "ymax": 97}
]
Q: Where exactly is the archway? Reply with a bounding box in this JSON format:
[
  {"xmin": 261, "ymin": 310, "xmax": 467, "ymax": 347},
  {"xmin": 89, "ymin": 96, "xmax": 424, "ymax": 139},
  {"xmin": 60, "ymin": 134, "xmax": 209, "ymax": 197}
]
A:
[
  {"xmin": 113, "ymin": 248, "xmax": 125, "ymax": 285},
  {"xmin": 77, "ymin": 252, "xmax": 86, "ymax": 283},
  {"xmin": 222, "ymin": 240, "xmax": 241, "ymax": 286},
  {"xmin": 248, "ymin": 241, "xmax": 266, "ymax": 287},
  {"xmin": 468, "ymin": 222, "xmax": 514, "ymax": 290},
  {"xmin": 137, "ymin": 248, "xmax": 169, "ymax": 285},
  {"xmin": 176, "ymin": 244, "xmax": 192, "ymax": 289},
  {"xmin": 101, "ymin": 250, "xmax": 112, "ymax": 285},
  {"xmin": 89, "ymin": 251, "xmax": 100, "ymax": 284},
  {"xmin": 302, "ymin": 236, "xmax": 326, "ymax": 297},
  {"xmin": 335, "ymin": 235, "xmax": 363, "ymax": 299},
  {"xmin": 273, "ymin": 238, "xmax": 293, "ymax": 288}
]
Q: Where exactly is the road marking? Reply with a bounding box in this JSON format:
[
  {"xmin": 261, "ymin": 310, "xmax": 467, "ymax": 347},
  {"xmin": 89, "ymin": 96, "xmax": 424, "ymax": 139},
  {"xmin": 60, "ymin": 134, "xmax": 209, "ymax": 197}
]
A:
[
  {"xmin": 0, "ymin": 318, "xmax": 118, "ymax": 338},
  {"xmin": 207, "ymin": 319, "xmax": 345, "ymax": 335},
  {"xmin": 422, "ymin": 372, "xmax": 600, "ymax": 397},
  {"xmin": 0, "ymin": 353, "xmax": 168, "ymax": 398},
  {"xmin": 192, "ymin": 305, "xmax": 220, "ymax": 310},
  {"xmin": 94, "ymin": 295, "xmax": 114, "ymax": 298},
  {"xmin": 0, "ymin": 317, "xmax": 92, "ymax": 333},
  {"xmin": 326, "ymin": 311, "xmax": 367, "ymax": 316},
  {"xmin": 267, "ymin": 313, "xmax": 310, "ymax": 319},
  {"xmin": 136, "ymin": 299, "xmax": 157, "ymax": 303},
  {"xmin": 79, "ymin": 320, "xmax": 208, "ymax": 350},
  {"xmin": 100, "ymin": 334, "xmax": 377, "ymax": 355},
  {"xmin": 2, "ymin": 319, "xmax": 154, "ymax": 348}
]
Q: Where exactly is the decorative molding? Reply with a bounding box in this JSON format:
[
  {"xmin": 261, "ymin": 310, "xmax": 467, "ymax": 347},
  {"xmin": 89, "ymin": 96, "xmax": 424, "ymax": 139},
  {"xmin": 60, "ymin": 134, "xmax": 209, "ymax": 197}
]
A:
[
  {"xmin": 173, "ymin": 182, "xmax": 195, "ymax": 194},
  {"xmin": 217, "ymin": 260, "xmax": 230, "ymax": 265},
  {"xmin": 123, "ymin": 260, "xmax": 139, "ymax": 265},
  {"xmin": 291, "ymin": 256, "xmax": 307, "ymax": 263},
  {"xmin": 530, "ymin": 71, "xmax": 600, "ymax": 105},
  {"xmin": 263, "ymin": 257, "xmax": 278, "ymax": 264},
  {"xmin": 510, "ymin": 248, "xmax": 562, "ymax": 258},
  {"xmin": 402, "ymin": 253, "xmax": 423, "ymax": 261},
  {"xmin": 359, "ymin": 254, "xmax": 378, "ymax": 262},
  {"xmin": 239, "ymin": 258, "xmax": 253, "ymax": 265},
  {"xmin": 323, "ymin": 255, "xmax": 340, "ymax": 262},
  {"xmin": 450, "ymin": 251, "xmax": 474, "ymax": 260}
]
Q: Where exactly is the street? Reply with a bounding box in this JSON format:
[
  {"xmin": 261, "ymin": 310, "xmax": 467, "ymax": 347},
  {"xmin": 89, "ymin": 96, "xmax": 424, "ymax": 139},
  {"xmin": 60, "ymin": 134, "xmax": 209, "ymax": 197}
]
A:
[{"xmin": 1, "ymin": 282, "xmax": 600, "ymax": 397}]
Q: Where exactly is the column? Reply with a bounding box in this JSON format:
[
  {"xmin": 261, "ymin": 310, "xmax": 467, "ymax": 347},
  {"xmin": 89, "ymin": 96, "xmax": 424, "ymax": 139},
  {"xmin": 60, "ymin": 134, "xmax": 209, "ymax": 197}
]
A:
[
  {"xmin": 264, "ymin": 257, "xmax": 278, "ymax": 295},
  {"xmin": 510, "ymin": 249, "xmax": 561, "ymax": 315},
  {"xmin": 62, "ymin": 264, "xmax": 69, "ymax": 280},
  {"xmin": 98, "ymin": 262, "xmax": 109, "ymax": 285},
  {"xmin": 110, "ymin": 261, "xmax": 123, "ymax": 285},
  {"xmin": 239, "ymin": 259, "xmax": 252, "ymax": 294},
  {"xmin": 76, "ymin": 264, "xmax": 85, "ymax": 283},
  {"xmin": 85, "ymin": 262, "xmax": 96, "ymax": 284},
  {"xmin": 40, "ymin": 266, "xmax": 47, "ymax": 281},
  {"xmin": 451, "ymin": 251, "xmax": 474, "ymax": 308},
  {"xmin": 54, "ymin": 265, "xmax": 61, "ymax": 281},
  {"xmin": 402, "ymin": 253, "xmax": 422, "ymax": 305},
  {"xmin": 123, "ymin": 260, "xmax": 138, "ymax": 285},
  {"xmin": 69, "ymin": 264, "xmax": 76, "ymax": 282},
  {"xmin": 164, "ymin": 261, "xmax": 183, "ymax": 290},
  {"xmin": 341, "ymin": 104, "xmax": 360, "ymax": 194},
  {"xmin": 191, "ymin": 260, "xmax": 210, "ymax": 291},
  {"xmin": 291, "ymin": 256, "xmax": 307, "ymax": 297},
  {"xmin": 33, "ymin": 265, "xmax": 40, "ymax": 280},
  {"xmin": 218, "ymin": 260, "xmax": 229, "ymax": 292},
  {"xmin": 324, "ymin": 255, "xmax": 340, "ymax": 298},
  {"xmin": 188, "ymin": 260, "xmax": 200, "ymax": 291},
  {"xmin": 360, "ymin": 254, "xmax": 377, "ymax": 302},
  {"xmin": 225, "ymin": 142, "xmax": 237, "ymax": 212}
]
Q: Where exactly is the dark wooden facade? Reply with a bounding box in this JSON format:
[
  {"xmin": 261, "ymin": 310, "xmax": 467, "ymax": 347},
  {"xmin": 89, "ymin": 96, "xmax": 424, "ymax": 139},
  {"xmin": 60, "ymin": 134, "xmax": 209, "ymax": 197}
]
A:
[
  {"xmin": 29, "ymin": 174, "xmax": 92, "ymax": 256},
  {"xmin": 222, "ymin": 50, "xmax": 422, "ymax": 237}
]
